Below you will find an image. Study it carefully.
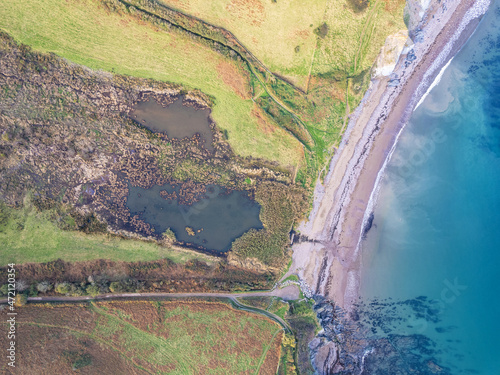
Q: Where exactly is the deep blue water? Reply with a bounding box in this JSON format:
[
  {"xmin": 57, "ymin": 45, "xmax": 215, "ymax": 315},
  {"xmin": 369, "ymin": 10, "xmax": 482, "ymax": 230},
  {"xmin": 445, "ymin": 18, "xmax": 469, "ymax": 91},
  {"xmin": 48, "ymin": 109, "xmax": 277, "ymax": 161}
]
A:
[{"xmin": 360, "ymin": 2, "xmax": 500, "ymax": 374}]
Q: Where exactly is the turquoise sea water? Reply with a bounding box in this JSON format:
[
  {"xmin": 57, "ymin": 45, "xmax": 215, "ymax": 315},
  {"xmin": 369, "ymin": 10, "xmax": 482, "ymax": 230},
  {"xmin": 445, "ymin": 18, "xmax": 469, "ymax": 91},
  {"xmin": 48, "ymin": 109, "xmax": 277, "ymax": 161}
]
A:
[{"xmin": 359, "ymin": 2, "xmax": 500, "ymax": 374}]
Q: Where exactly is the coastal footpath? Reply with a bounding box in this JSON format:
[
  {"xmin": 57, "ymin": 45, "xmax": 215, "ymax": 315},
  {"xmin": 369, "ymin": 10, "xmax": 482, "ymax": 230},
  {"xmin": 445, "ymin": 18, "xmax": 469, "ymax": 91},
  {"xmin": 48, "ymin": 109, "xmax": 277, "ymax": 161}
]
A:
[{"xmin": 289, "ymin": 0, "xmax": 491, "ymax": 373}]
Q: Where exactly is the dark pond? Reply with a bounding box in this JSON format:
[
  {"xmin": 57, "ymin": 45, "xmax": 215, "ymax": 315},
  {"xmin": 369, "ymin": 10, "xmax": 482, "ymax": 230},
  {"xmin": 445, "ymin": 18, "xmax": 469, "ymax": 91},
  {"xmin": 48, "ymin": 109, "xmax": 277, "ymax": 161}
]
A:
[
  {"xmin": 126, "ymin": 184, "xmax": 263, "ymax": 253},
  {"xmin": 130, "ymin": 97, "xmax": 214, "ymax": 151}
]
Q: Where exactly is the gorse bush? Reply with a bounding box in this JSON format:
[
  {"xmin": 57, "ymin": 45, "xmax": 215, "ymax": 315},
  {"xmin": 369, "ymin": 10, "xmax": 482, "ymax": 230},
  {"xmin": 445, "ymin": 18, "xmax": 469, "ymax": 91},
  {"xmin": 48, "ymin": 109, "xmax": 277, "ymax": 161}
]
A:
[
  {"xmin": 314, "ymin": 23, "xmax": 329, "ymax": 39},
  {"xmin": 55, "ymin": 282, "xmax": 71, "ymax": 295},
  {"xmin": 86, "ymin": 284, "xmax": 100, "ymax": 297}
]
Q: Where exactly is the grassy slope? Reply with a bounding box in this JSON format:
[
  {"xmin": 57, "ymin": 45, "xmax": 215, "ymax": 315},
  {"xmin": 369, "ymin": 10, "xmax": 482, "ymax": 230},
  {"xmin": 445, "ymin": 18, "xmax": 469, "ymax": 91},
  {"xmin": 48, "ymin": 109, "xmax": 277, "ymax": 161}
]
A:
[
  {"xmin": 160, "ymin": 0, "xmax": 328, "ymax": 89},
  {"xmin": 158, "ymin": 0, "xmax": 405, "ymax": 86},
  {"xmin": 313, "ymin": 0, "xmax": 407, "ymax": 77},
  {"xmin": 0, "ymin": 207, "xmax": 216, "ymax": 265},
  {"xmin": 302, "ymin": 0, "xmax": 406, "ymax": 177},
  {"xmin": 97, "ymin": 301, "xmax": 282, "ymax": 374},
  {"xmin": 155, "ymin": 0, "xmax": 406, "ymax": 179},
  {"xmin": 0, "ymin": 0, "xmax": 303, "ymax": 167}
]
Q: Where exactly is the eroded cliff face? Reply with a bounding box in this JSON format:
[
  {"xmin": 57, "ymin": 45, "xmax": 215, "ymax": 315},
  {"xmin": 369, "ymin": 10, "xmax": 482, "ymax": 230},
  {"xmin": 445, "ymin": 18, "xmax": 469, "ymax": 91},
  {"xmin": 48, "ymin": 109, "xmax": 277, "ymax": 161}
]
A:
[
  {"xmin": 373, "ymin": 0, "xmax": 444, "ymax": 78},
  {"xmin": 372, "ymin": 29, "xmax": 411, "ymax": 77},
  {"xmin": 405, "ymin": 0, "xmax": 433, "ymax": 32}
]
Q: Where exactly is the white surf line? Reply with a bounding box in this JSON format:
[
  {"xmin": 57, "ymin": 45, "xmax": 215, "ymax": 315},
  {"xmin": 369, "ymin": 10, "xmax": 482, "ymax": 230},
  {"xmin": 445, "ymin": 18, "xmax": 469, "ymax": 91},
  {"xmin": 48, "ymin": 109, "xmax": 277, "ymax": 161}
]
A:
[
  {"xmin": 414, "ymin": 0, "xmax": 491, "ymax": 110},
  {"xmin": 355, "ymin": 0, "xmax": 492, "ymax": 257},
  {"xmin": 414, "ymin": 56, "xmax": 454, "ymax": 110}
]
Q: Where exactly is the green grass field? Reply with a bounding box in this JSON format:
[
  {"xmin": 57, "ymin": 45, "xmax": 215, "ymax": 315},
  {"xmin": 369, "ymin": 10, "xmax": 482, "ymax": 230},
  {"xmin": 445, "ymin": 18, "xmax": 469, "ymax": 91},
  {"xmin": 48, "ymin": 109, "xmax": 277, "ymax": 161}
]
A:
[
  {"xmin": 0, "ymin": 205, "xmax": 216, "ymax": 265},
  {"xmin": 313, "ymin": 0, "xmax": 407, "ymax": 77},
  {"xmin": 159, "ymin": 0, "xmax": 328, "ymax": 89},
  {"xmin": 152, "ymin": 0, "xmax": 407, "ymax": 183},
  {"xmin": 0, "ymin": 0, "xmax": 304, "ymax": 168},
  {"xmin": 159, "ymin": 0, "xmax": 406, "ymax": 86}
]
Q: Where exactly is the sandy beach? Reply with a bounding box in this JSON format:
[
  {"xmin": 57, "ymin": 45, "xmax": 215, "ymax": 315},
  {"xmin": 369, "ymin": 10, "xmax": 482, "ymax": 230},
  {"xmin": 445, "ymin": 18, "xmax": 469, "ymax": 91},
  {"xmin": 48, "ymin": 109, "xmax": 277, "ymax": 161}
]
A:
[{"xmin": 290, "ymin": 0, "xmax": 491, "ymax": 314}]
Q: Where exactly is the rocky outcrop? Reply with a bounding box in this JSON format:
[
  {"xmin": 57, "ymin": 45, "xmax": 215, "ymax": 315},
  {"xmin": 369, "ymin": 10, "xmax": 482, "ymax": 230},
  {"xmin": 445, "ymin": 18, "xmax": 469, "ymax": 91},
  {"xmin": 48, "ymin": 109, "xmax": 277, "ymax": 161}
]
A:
[
  {"xmin": 405, "ymin": 0, "xmax": 433, "ymax": 33},
  {"xmin": 372, "ymin": 30, "xmax": 411, "ymax": 77},
  {"xmin": 309, "ymin": 338, "xmax": 340, "ymax": 375},
  {"xmin": 307, "ymin": 297, "xmax": 362, "ymax": 374}
]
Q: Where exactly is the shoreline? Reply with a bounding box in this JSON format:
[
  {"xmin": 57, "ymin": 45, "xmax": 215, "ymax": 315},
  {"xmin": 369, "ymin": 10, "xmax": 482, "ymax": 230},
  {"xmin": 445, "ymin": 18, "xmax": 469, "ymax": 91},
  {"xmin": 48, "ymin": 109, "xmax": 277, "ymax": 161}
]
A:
[{"xmin": 291, "ymin": 0, "xmax": 490, "ymax": 316}]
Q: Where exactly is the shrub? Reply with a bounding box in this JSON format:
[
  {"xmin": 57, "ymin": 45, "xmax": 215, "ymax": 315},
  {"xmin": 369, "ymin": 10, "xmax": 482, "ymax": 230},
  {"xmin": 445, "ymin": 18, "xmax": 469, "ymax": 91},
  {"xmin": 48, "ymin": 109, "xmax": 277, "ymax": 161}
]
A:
[
  {"xmin": 69, "ymin": 285, "xmax": 85, "ymax": 296},
  {"xmin": 55, "ymin": 282, "xmax": 72, "ymax": 295},
  {"xmin": 86, "ymin": 284, "xmax": 100, "ymax": 297},
  {"xmin": 162, "ymin": 227, "xmax": 176, "ymax": 242},
  {"xmin": 313, "ymin": 23, "xmax": 329, "ymax": 39},
  {"xmin": 72, "ymin": 212, "xmax": 107, "ymax": 233},
  {"xmin": 347, "ymin": 0, "xmax": 370, "ymax": 12},
  {"xmin": 28, "ymin": 284, "xmax": 38, "ymax": 297},
  {"xmin": 37, "ymin": 281, "xmax": 53, "ymax": 293},
  {"xmin": 63, "ymin": 351, "xmax": 92, "ymax": 370},
  {"xmin": 109, "ymin": 281, "xmax": 124, "ymax": 293},
  {"xmin": 14, "ymin": 293, "xmax": 27, "ymax": 307},
  {"xmin": 0, "ymin": 284, "xmax": 8, "ymax": 296},
  {"xmin": 15, "ymin": 279, "xmax": 28, "ymax": 292}
]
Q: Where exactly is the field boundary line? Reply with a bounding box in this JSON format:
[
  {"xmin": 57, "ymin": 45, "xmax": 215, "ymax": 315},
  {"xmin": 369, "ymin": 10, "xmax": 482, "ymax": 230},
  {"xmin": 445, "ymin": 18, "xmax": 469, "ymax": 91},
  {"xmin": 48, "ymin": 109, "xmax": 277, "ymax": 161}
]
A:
[{"xmin": 254, "ymin": 328, "xmax": 283, "ymax": 375}]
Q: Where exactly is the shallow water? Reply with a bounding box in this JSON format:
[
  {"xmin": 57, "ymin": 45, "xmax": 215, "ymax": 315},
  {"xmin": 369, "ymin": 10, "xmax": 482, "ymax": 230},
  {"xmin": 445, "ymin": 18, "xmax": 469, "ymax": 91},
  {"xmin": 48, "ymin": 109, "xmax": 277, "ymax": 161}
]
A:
[
  {"xmin": 126, "ymin": 183, "xmax": 263, "ymax": 252},
  {"xmin": 131, "ymin": 97, "xmax": 214, "ymax": 151},
  {"xmin": 360, "ymin": 2, "xmax": 500, "ymax": 373}
]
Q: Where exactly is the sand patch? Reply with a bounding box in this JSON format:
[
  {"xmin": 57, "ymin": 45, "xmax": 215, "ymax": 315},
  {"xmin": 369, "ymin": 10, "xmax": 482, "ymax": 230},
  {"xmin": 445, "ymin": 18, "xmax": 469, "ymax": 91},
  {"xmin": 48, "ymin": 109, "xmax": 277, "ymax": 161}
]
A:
[{"xmin": 252, "ymin": 105, "xmax": 276, "ymax": 134}]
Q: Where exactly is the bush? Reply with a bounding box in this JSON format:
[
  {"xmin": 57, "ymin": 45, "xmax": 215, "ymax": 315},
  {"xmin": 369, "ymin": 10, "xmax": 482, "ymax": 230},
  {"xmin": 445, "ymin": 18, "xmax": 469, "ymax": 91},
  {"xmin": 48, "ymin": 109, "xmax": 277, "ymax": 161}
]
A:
[
  {"xmin": 14, "ymin": 293, "xmax": 27, "ymax": 307},
  {"xmin": 15, "ymin": 279, "xmax": 28, "ymax": 292},
  {"xmin": 69, "ymin": 285, "xmax": 85, "ymax": 296},
  {"xmin": 0, "ymin": 284, "xmax": 8, "ymax": 296},
  {"xmin": 37, "ymin": 281, "xmax": 53, "ymax": 293},
  {"xmin": 28, "ymin": 284, "xmax": 38, "ymax": 297},
  {"xmin": 55, "ymin": 282, "xmax": 72, "ymax": 295},
  {"xmin": 86, "ymin": 284, "xmax": 100, "ymax": 297},
  {"xmin": 0, "ymin": 201, "xmax": 10, "ymax": 227},
  {"xmin": 109, "ymin": 281, "xmax": 124, "ymax": 293},
  {"xmin": 347, "ymin": 0, "xmax": 370, "ymax": 12},
  {"xmin": 162, "ymin": 227, "xmax": 176, "ymax": 242},
  {"xmin": 73, "ymin": 212, "xmax": 107, "ymax": 233},
  {"xmin": 63, "ymin": 351, "xmax": 92, "ymax": 370},
  {"xmin": 313, "ymin": 23, "xmax": 329, "ymax": 39}
]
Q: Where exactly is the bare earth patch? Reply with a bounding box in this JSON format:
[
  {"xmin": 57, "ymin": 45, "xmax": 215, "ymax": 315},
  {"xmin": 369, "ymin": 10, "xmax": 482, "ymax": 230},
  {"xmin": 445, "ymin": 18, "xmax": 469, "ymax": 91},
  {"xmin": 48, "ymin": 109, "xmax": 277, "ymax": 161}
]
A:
[
  {"xmin": 216, "ymin": 60, "xmax": 251, "ymax": 99},
  {"xmin": 252, "ymin": 105, "xmax": 276, "ymax": 134},
  {"xmin": 225, "ymin": 0, "xmax": 265, "ymax": 26}
]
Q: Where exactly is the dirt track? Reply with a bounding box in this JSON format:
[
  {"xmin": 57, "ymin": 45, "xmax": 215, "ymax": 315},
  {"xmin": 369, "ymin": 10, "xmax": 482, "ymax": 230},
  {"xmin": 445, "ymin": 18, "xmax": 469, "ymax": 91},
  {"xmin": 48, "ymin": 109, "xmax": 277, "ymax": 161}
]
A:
[{"xmin": 1, "ymin": 285, "xmax": 300, "ymax": 333}]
